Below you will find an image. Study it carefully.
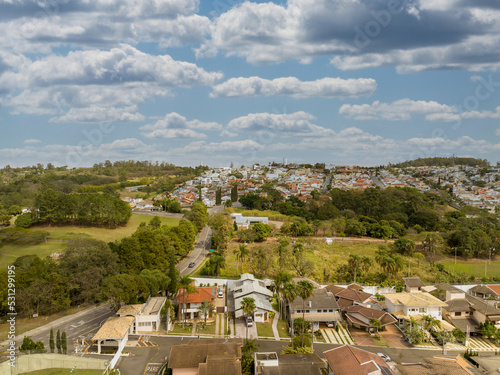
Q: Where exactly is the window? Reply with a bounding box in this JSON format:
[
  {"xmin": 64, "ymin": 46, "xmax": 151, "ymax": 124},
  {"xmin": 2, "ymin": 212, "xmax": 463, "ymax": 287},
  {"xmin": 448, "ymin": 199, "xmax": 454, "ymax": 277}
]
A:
[
  {"xmin": 138, "ymin": 322, "xmax": 151, "ymax": 327},
  {"xmin": 419, "ymin": 308, "xmax": 425, "ymax": 313},
  {"xmin": 305, "ymin": 310, "xmax": 310, "ymax": 313},
  {"xmin": 329, "ymin": 309, "xmax": 333, "ymax": 312},
  {"xmin": 456, "ymin": 312, "xmax": 462, "ymax": 316}
]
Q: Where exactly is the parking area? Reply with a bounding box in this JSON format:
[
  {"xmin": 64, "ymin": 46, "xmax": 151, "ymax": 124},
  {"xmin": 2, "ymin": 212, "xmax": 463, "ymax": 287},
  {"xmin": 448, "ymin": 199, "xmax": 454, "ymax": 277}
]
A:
[{"xmin": 234, "ymin": 318, "xmax": 258, "ymax": 339}]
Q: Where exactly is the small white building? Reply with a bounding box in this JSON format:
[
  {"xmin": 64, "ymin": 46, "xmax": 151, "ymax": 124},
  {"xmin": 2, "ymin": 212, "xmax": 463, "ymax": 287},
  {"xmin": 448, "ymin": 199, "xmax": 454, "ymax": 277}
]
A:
[
  {"xmin": 117, "ymin": 296, "xmax": 167, "ymax": 333},
  {"xmin": 229, "ymin": 274, "xmax": 273, "ymax": 322},
  {"xmin": 231, "ymin": 213, "xmax": 268, "ymax": 230}
]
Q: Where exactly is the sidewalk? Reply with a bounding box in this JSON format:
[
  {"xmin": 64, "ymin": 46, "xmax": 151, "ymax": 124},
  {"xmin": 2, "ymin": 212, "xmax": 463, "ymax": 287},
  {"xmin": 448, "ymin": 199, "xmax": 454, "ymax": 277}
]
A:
[{"xmin": 271, "ymin": 313, "xmax": 280, "ymax": 340}]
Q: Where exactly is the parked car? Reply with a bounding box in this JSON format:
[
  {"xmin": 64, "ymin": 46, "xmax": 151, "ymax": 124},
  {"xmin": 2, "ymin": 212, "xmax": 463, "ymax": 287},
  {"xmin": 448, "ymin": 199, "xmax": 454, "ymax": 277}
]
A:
[
  {"xmin": 188, "ymin": 262, "xmax": 196, "ymax": 268},
  {"xmin": 326, "ymin": 322, "xmax": 335, "ymax": 328},
  {"xmin": 218, "ymin": 291, "xmax": 224, "ymax": 298},
  {"xmin": 376, "ymin": 353, "xmax": 391, "ymax": 362},
  {"xmin": 246, "ymin": 317, "xmax": 253, "ymax": 327}
]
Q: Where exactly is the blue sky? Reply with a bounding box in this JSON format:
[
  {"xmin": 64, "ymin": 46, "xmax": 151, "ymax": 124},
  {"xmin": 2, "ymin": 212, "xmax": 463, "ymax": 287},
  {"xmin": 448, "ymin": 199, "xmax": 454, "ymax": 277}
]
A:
[{"xmin": 0, "ymin": 0, "xmax": 499, "ymax": 168}]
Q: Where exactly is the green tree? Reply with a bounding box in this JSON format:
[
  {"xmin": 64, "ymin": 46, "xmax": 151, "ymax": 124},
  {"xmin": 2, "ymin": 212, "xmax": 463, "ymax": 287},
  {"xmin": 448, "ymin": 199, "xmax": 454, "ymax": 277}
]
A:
[
  {"xmin": 370, "ymin": 318, "xmax": 382, "ymax": 333},
  {"xmin": 49, "ymin": 328, "xmax": 54, "ymax": 353},
  {"xmin": 241, "ymin": 297, "xmax": 256, "ymax": 341},
  {"xmin": 178, "ymin": 276, "xmax": 195, "ymax": 327},
  {"xmin": 348, "ymin": 254, "xmax": 361, "ymax": 284},
  {"xmin": 197, "ymin": 300, "xmax": 215, "ymax": 328},
  {"xmin": 215, "ymin": 188, "xmax": 222, "ymax": 206},
  {"xmin": 231, "ymin": 184, "xmax": 238, "ymax": 202},
  {"xmin": 56, "ymin": 329, "xmax": 61, "ymax": 354},
  {"xmin": 296, "ymin": 280, "xmax": 314, "ymax": 347},
  {"xmin": 61, "ymin": 331, "xmax": 67, "ymax": 354}
]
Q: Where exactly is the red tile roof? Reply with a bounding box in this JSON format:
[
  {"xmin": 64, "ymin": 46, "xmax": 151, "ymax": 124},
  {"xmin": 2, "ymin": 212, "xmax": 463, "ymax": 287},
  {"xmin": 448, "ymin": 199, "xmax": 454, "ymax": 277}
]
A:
[
  {"xmin": 176, "ymin": 287, "xmax": 216, "ymax": 304},
  {"xmin": 487, "ymin": 285, "xmax": 500, "ymax": 295},
  {"xmin": 324, "ymin": 345, "xmax": 395, "ymax": 375}
]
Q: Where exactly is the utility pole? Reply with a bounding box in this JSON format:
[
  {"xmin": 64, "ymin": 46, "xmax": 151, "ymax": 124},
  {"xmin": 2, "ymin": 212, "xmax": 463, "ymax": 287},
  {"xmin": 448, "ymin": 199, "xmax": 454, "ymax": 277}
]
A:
[
  {"xmin": 408, "ymin": 255, "xmax": 411, "ymax": 277},
  {"xmin": 455, "ymin": 247, "xmax": 457, "ymax": 265}
]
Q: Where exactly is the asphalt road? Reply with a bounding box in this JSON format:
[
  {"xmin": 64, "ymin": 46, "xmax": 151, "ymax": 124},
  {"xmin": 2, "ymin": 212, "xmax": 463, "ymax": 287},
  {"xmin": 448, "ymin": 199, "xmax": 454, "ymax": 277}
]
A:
[
  {"xmin": 177, "ymin": 225, "xmax": 212, "ymax": 276},
  {"xmin": 1, "ymin": 304, "xmax": 115, "ymax": 354},
  {"xmin": 176, "ymin": 205, "xmax": 224, "ymax": 276},
  {"xmin": 115, "ymin": 336, "xmax": 464, "ymax": 375}
]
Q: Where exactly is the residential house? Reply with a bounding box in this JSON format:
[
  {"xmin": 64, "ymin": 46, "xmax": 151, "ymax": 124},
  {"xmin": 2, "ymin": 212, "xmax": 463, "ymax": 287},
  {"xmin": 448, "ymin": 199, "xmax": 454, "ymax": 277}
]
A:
[
  {"xmin": 325, "ymin": 284, "xmax": 373, "ymax": 311},
  {"xmin": 176, "ymin": 287, "xmax": 217, "ymax": 321},
  {"xmin": 444, "ymin": 298, "xmax": 480, "ymax": 334},
  {"xmin": 469, "ymin": 284, "xmax": 500, "ymax": 301},
  {"xmin": 396, "ymin": 355, "xmax": 483, "ymax": 375},
  {"xmin": 383, "ymin": 292, "xmax": 447, "ymax": 324},
  {"xmin": 168, "ymin": 338, "xmax": 243, "ymax": 375},
  {"xmin": 228, "ymin": 273, "xmax": 274, "ymax": 322},
  {"xmin": 231, "ymin": 213, "xmax": 269, "ymax": 230},
  {"xmin": 344, "ymin": 305, "xmax": 397, "ymax": 332},
  {"xmin": 402, "ymin": 277, "xmax": 426, "ymax": 293},
  {"xmin": 254, "ymin": 352, "xmax": 326, "ymax": 375},
  {"xmin": 466, "ymin": 295, "xmax": 500, "ymax": 329},
  {"xmin": 289, "ymin": 288, "xmax": 341, "ymax": 330},
  {"xmin": 323, "ymin": 345, "xmax": 396, "ymax": 375}
]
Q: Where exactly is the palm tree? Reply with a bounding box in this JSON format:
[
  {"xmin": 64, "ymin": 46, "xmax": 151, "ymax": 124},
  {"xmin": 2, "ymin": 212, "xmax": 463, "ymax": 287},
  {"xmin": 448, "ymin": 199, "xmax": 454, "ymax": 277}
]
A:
[
  {"xmin": 375, "ymin": 247, "xmax": 388, "ymax": 267},
  {"xmin": 348, "ymin": 254, "xmax": 361, "ymax": 284},
  {"xmin": 276, "ymin": 238, "xmax": 289, "ymax": 271},
  {"xmin": 178, "ymin": 275, "xmax": 195, "ymax": 327},
  {"xmin": 282, "ymin": 282, "xmax": 297, "ymax": 347},
  {"xmin": 422, "ymin": 315, "xmax": 441, "ymax": 332},
  {"xmin": 241, "ymin": 297, "xmax": 256, "ymax": 341},
  {"xmin": 272, "ymin": 271, "xmax": 292, "ymax": 320},
  {"xmin": 211, "ymin": 254, "xmax": 226, "ymax": 276},
  {"xmin": 360, "ymin": 256, "xmax": 373, "ymax": 275},
  {"xmin": 391, "ymin": 254, "xmax": 405, "ymax": 278},
  {"xmin": 197, "ymin": 300, "xmax": 215, "ymax": 328},
  {"xmin": 370, "ymin": 318, "xmax": 382, "ymax": 333},
  {"xmin": 234, "ymin": 244, "xmax": 249, "ymax": 274},
  {"xmin": 296, "ymin": 280, "xmax": 314, "ymax": 347}
]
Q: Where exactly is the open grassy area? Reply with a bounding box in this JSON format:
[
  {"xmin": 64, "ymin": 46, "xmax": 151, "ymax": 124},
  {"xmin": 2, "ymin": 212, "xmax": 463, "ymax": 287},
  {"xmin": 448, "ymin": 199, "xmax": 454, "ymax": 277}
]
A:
[
  {"xmin": 198, "ymin": 322, "xmax": 216, "ymax": 335},
  {"xmin": 0, "ymin": 305, "xmax": 89, "ymax": 339},
  {"xmin": 21, "ymin": 369, "xmax": 103, "ymax": 375},
  {"xmin": 256, "ymin": 322, "xmax": 275, "ymax": 337},
  {"xmin": 30, "ymin": 214, "xmax": 180, "ymax": 243},
  {"xmin": 441, "ymin": 261, "xmax": 500, "ymax": 278},
  {"xmin": 0, "ymin": 241, "xmax": 67, "ymax": 269},
  {"xmin": 0, "ymin": 214, "xmax": 180, "ymax": 269},
  {"xmin": 222, "ymin": 237, "xmax": 437, "ymax": 284},
  {"xmin": 277, "ymin": 320, "xmax": 290, "ymax": 338},
  {"xmin": 169, "ymin": 323, "xmax": 193, "ymax": 335}
]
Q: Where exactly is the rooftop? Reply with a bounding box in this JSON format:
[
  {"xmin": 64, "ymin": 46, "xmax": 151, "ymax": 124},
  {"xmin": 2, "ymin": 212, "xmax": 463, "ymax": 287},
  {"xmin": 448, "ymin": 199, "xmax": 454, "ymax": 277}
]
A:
[
  {"xmin": 403, "ymin": 277, "xmax": 426, "ymax": 288},
  {"xmin": 92, "ymin": 316, "xmax": 134, "ymax": 340},
  {"xmin": 383, "ymin": 292, "xmax": 447, "ymax": 307},
  {"xmin": 323, "ymin": 345, "xmax": 395, "ymax": 375}
]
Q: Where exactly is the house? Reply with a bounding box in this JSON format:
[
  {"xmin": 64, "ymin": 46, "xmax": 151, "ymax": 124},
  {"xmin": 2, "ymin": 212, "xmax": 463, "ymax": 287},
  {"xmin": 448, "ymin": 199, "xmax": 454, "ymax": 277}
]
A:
[
  {"xmin": 288, "ymin": 288, "xmax": 341, "ymax": 330},
  {"xmin": 466, "ymin": 295, "xmax": 500, "ymax": 329},
  {"xmin": 427, "ymin": 283, "xmax": 466, "ymax": 302},
  {"xmin": 396, "ymin": 355, "xmax": 482, "ymax": 375},
  {"xmin": 254, "ymin": 352, "xmax": 326, "ymax": 375},
  {"xmin": 168, "ymin": 338, "xmax": 243, "ymax": 375},
  {"xmin": 402, "ymin": 277, "xmax": 425, "ymax": 293},
  {"xmin": 117, "ymin": 296, "xmax": 167, "ymax": 333},
  {"xmin": 443, "ymin": 298, "xmax": 480, "ymax": 334},
  {"xmin": 344, "ymin": 305, "xmax": 397, "ymax": 332},
  {"xmin": 323, "ymin": 345, "xmax": 396, "ymax": 375},
  {"xmin": 383, "ymin": 292, "xmax": 447, "ymax": 324},
  {"xmin": 176, "ymin": 287, "xmax": 217, "ymax": 321},
  {"xmin": 325, "ymin": 285, "xmax": 373, "ymax": 311},
  {"xmin": 228, "ymin": 273, "xmax": 274, "ymax": 322},
  {"xmin": 469, "ymin": 284, "xmax": 500, "ymax": 301}
]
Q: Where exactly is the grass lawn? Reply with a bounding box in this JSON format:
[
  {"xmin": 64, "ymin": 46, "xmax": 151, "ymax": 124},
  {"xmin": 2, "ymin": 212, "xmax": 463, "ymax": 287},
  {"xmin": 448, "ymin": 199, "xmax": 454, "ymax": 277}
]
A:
[
  {"xmin": 0, "ymin": 241, "xmax": 67, "ymax": 269},
  {"xmin": 372, "ymin": 334, "xmax": 389, "ymax": 347},
  {"xmin": 30, "ymin": 214, "xmax": 180, "ymax": 243},
  {"xmin": 199, "ymin": 322, "xmax": 216, "ymax": 335},
  {"xmin": 314, "ymin": 332, "xmax": 326, "ymax": 343},
  {"xmin": 256, "ymin": 322, "xmax": 275, "ymax": 338},
  {"xmin": 20, "ymin": 370, "xmax": 103, "ymax": 375},
  {"xmin": 441, "ymin": 261, "xmax": 500, "ymax": 278},
  {"xmin": 277, "ymin": 320, "xmax": 290, "ymax": 338},
  {"xmin": 169, "ymin": 323, "xmax": 193, "ymax": 335},
  {"xmin": 0, "ymin": 305, "xmax": 89, "ymax": 339}
]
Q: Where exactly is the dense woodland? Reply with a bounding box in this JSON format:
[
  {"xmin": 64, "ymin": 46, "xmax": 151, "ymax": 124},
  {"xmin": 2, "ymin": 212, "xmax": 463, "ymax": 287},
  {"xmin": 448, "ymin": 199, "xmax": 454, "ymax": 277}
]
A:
[{"xmin": 393, "ymin": 157, "xmax": 490, "ymax": 168}]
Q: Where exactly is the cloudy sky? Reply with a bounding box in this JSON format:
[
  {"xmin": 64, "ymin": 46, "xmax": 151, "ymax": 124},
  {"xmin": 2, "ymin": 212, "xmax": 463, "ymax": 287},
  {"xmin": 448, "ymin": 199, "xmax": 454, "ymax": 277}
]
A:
[{"xmin": 0, "ymin": 0, "xmax": 499, "ymax": 168}]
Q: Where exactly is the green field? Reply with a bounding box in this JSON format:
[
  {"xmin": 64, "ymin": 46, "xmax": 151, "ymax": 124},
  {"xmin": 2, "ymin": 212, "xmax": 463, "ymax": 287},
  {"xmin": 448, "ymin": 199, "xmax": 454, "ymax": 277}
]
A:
[
  {"xmin": 0, "ymin": 242, "xmax": 67, "ymax": 269},
  {"xmin": 30, "ymin": 214, "xmax": 180, "ymax": 242},
  {"xmin": 0, "ymin": 214, "xmax": 180, "ymax": 268},
  {"xmin": 20, "ymin": 369, "xmax": 103, "ymax": 375},
  {"xmin": 441, "ymin": 261, "xmax": 500, "ymax": 278}
]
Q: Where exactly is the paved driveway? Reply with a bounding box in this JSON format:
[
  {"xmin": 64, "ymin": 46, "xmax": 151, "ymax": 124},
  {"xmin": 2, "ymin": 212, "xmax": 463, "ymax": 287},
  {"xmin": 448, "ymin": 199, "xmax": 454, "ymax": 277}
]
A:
[
  {"xmin": 381, "ymin": 324, "xmax": 410, "ymax": 348},
  {"xmin": 235, "ymin": 318, "xmax": 257, "ymax": 340}
]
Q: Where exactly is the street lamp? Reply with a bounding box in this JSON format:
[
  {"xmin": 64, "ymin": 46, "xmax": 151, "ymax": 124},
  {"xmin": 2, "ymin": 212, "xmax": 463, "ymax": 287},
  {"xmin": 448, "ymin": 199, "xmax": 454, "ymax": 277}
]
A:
[{"xmin": 454, "ymin": 247, "xmax": 457, "ymax": 265}]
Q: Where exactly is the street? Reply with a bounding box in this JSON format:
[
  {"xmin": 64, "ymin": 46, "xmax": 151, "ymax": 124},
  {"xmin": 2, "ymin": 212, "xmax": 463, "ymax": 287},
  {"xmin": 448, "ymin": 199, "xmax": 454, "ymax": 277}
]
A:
[
  {"xmin": 176, "ymin": 205, "xmax": 223, "ymax": 276},
  {"xmin": 0, "ymin": 304, "xmax": 115, "ymax": 354},
  {"xmin": 115, "ymin": 336, "xmax": 465, "ymax": 375}
]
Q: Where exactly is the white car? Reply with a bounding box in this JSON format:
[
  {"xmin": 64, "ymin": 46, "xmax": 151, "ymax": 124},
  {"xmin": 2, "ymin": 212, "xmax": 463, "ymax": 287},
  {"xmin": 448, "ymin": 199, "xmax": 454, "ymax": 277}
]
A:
[
  {"xmin": 376, "ymin": 353, "xmax": 391, "ymax": 362},
  {"xmin": 246, "ymin": 317, "xmax": 253, "ymax": 327},
  {"xmin": 218, "ymin": 291, "xmax": 224, "ymax": 298}
]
